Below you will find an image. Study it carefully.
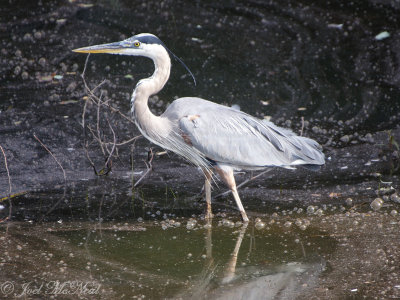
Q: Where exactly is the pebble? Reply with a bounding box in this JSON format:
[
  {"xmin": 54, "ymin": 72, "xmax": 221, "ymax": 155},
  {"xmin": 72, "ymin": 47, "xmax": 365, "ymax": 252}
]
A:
[
  {"xmin": 364, "ymin": 133, "xmax": 374, "ymax": 143},
  {"xmin": 186, "ymin": 219, "xmax": 197, "ymax": 229},
  {"xmin": 66, "ymin": 82, "xmax": 77, "ymax": 93},
  {"xmin": 299, "ymin": 224, "xmax": 308, "ymax": 231},
  {"xmin": 370, "ymin": 198, "xmax": 383, "ymax": 211},
  {"xmin": 38, "ymin": 57, "xmax": 46, "ymax": 67},
  {"xmin": 284, "ymin": 221, "xmax": 292, "ymax": 228},
  {"xmin": 14, "ymin": 66, "xmax": 21, "ymax": 75},
  {"xmin": 203, "ymin": 223, "xmax": 211, "ymax": 229},
  {"xmin": 21, "ymin": 71, "xmax": 29, "ymax": 80},
  {"xmin": 390, "ymin": 193, "xmax": 400, "ymax": 203},
  {"xmin": 23, "ymin": 33, "xmax": 33, "ymax": 42},
  {"xmin": 222, "ymin": 219, "xmax": 234, "ymax": 228},
  {"xmin": 345, "ymin": 198, "xmax": 353, "ymax": 206},
  {"xmin": 34, "ymin": 31, "xmax": 43, "ymax": 40},
  {"xmin": 255, "ymin": 221, "xmax": 266, "ymax": 230},
  {"xmin": 307, "ymin": 205, "xmax": 315, "ymax": 214},
  {"xmin": 340, "ymin": 135, "xmax": 350, "ymax": 143}
]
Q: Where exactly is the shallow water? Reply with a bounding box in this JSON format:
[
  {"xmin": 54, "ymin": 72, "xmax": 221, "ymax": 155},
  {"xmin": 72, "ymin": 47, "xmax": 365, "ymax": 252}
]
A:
[
  {"xmin": 2, "ymin": 185, "xmax": 400, "ymax": 299},
  {"xmin": 1, "ymin": 0, "xmax": 400, "ymax": 298},
  {"xmin": 0, "ymin": 213, "xmax": 333, "ymax": 299}
]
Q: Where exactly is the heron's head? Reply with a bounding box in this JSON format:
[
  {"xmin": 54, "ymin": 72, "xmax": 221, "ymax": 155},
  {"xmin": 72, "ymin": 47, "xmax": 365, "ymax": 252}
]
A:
[
  {"xmin": 73, "ymin": 33, "xmax": 168, "ymax": 60},
  {"xmin": 73, "ymin": 33, "xmax": 196, "ymax": 84}
]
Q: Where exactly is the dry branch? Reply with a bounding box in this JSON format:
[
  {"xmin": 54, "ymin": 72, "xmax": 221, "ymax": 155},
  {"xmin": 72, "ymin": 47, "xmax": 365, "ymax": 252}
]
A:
[
  {"xmin": 33, "ymin": 134, "xmax": 67, "ymax": 184},
  {"xmin": 0, "ymin": 145, "xmax": 12, "ymax": 220},
  {"xmin": 134, "ymin": 148, "xmax": 154, "ymax": 187},
  {"xmin": 79, "ymin": 54, "xmax": 141, "ymax": 176}
]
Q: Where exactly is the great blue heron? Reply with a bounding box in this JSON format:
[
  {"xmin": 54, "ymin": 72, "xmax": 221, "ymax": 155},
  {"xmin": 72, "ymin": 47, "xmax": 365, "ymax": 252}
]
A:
[{"xmin": 73, "ymin": 33, "xmax": 325, "ymax": 222}]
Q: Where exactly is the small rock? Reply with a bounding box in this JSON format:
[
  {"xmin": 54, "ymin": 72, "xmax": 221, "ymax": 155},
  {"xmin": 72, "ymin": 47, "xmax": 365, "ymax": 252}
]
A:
[
  {"xmin": 38, "ymin": 57, "xmax": 46, "ymax": 67},
  {"xmin": 14, "ymin": 66, "xmax": 21, "ymax": 75},
  {"xmin": 370, "ymin": 198, "xmax": 383, "ymax": 211},
  {"xmin": 390, "ymin": 193, "xmax": 400, "ymax": 203},
  {"xmin": 284, "ymin": 221, "xmax": 292, "ymax": 228},
  {"xmin": 23, "ymin": 33, "xmax": 33, "ymax": 42},
  {"xmin": 307, "ymin": 205, "xmax": 315, "ymax": 214},
  {"xmin": 21, "ymin": 71, "xmax": 29, "ymax": 80},
  {"xmin": 345, "ymin": 198, "xmax": 353, "ymax": 206},
  {"xmin": 255, "ymin": 221, "xmax": 266, "ymax": 230},
  {"xmin": 364, "ymin": 133, "xmax": 374, "ymax": 143},
  {"xmin": 34, "ymin": 31, "xmax": 43, "ymax": 40},
  {"xmin": 66, "ymin": 82, "xmax": 77, "ymax": 93},
  {"xmin": 340, "ymin": 135, "xmax": 350, "ymax": 143}
]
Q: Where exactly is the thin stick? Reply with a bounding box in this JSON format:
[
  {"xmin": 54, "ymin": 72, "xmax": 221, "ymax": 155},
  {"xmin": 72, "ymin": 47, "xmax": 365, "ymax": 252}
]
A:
[
  {"xmin": 134, "ymin": 148, "xmax": 154, "ymax": 187},
  {"xmin": 104, "ymin": 117, "xmax": 116, "ymax": 168},
  {"xmin": 33, "ymin": 134, "xmax": 66, "ymax": 184},
  {"xmin": 0, "ymin": 145, "xmax": 12, "ymax": 220},
  {"xmin": 79, "ymin": 53, "xmax": 141, "ymax": 177},
  {"xmin": 104, "ymin": 136, "xmax": 141, "ymax": 147},
  {"xmin": 96, "ymin": 90, "xmax": 106, "ymax": 155},
  {"xmin": 84, "ymin": 144, "xmax": 99, "ymax": 175},
  {"xmin": 215, "ymin": 169, "xmax": 273, "ymax": 199},
  {"xmin": 82, "ymin": 53, "xmax": 90, "ymax": 78},
  {"xmin": 80, "ymin": 55, "xmax": 134, "ymax": 125}
]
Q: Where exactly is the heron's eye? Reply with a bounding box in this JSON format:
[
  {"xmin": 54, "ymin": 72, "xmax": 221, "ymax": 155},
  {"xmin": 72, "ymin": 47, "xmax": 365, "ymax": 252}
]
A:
[{"xmin": 134, "ymin": 41, "xmax": 140, "ymax": 47}]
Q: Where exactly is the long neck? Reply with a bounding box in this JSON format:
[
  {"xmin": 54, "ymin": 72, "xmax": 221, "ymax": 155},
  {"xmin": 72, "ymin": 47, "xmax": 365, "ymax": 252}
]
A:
[{"xmin": 131, "ymin": 52, "xmax": 171, "ymax": 138}]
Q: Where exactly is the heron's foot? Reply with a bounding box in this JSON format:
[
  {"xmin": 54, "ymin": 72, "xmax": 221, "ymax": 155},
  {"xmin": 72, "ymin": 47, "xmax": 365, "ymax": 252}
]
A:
[{"xmin": 240, "ymin": 211, "xmax": 249, "ymax": 223}]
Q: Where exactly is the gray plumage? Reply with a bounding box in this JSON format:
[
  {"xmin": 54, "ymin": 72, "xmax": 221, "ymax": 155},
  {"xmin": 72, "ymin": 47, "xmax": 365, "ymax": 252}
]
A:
[
  {"xmin": 166, "ymin": 97, "xmax": 324, "ymax": 170},
  {"xmin": 73, "ymin": 33, "xmax": 325, "ymax": 222}
]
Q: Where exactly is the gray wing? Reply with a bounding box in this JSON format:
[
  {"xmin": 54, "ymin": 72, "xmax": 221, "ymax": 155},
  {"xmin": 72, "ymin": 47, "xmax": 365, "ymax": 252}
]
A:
[{"xmin": 163, "ymin": 97, "xmax": 325, "ymax": 169}]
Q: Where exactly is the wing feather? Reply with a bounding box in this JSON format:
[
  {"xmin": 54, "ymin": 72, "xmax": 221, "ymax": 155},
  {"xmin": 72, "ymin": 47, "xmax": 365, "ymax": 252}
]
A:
[{"xmin": 163, "ymin": 97, "xmax": 325, "ymax": 169}]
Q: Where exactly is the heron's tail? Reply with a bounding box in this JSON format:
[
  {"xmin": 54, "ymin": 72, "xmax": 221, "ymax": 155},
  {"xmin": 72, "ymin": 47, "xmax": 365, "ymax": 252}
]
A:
[{"xmin": 261, "ymin": 120, "xmax": 325, "ymax": 168}]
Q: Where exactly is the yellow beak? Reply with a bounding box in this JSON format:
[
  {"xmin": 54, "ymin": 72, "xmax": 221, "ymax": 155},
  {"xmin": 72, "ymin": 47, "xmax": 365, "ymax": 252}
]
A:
[{"xmin": 72, "ymin": 41, "xmax": 124, "ymax": 54}]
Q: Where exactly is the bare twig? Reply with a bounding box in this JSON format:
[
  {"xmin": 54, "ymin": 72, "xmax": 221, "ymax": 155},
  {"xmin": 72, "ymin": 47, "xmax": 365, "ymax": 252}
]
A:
[
  {"xmin": 80, "ymin": 55, "xmax": 134, "ymax": 125},
  {"xmin": 96, "ymin": 90, "xmax": 106, "ymax": 155},
  {"xmin": 84, "ymin": 144, "xmax": 100, "ymax": 175},
  {"xmin": 0, "ymin": 145, "xmax": 12, "ymax": 220},
  {"xmin": 104, "ymin": 136, "xmax": 141, "ymax": 147},
  {"xmin": 82, "ymin": 53, "xmax": 90, "ymax": 78},
  {"xmin": 104, "ymin": 117, "xmax": 116, "ymax": 169},
  {"xmin": 215, "ymin": 169, "xmax": 273, "ymax": 199},
  {"xmin": 34, "ymin": 134, "xmax": 68, "ymax": 219},
  {"xmin": 79, "ymin": 54, "xmax": 142, "ymax": 177},
  {"xmin": 134, "ymin": 148, "xmax": 154, "ymax": 187},
  {"xmin": 33, "ymin": 134, "xmax": 66, "ymax": 184}
]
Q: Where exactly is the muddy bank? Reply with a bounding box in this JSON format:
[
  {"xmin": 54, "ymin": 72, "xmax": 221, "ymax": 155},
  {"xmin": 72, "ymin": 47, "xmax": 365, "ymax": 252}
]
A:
[
  {"xmin": 0, "ymin": 1, "xmax": 400, "ymax": 298},
  {"xmin": 0, "ymin": 0, "xmax": 399, "ymax": 204}
]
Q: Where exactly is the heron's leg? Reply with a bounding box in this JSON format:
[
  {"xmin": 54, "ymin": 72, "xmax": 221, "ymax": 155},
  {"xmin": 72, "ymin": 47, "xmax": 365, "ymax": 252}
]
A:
[
  {"xmin": 223, "ymin": 222, "xmax": 248, "ymax": 283},
  {"xmin": 204, "ymin": 170, "xmax": 213, "ymax": 219},
  {"xmin": 214, "ymin": 167, "xmax": 249, "ymax": 223}
]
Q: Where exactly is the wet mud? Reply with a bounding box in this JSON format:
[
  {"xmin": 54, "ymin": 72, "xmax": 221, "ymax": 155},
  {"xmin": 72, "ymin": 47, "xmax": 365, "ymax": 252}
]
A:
[{"xmin": 1, "ymin": 0, "xmax": 400, "ymax": 299}]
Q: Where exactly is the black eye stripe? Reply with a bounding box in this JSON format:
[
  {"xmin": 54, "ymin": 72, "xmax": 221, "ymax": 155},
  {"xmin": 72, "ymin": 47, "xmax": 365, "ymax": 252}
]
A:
[{"xmin": 126, "ymin": 35, "xmax": 164, "ymax": 47}]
